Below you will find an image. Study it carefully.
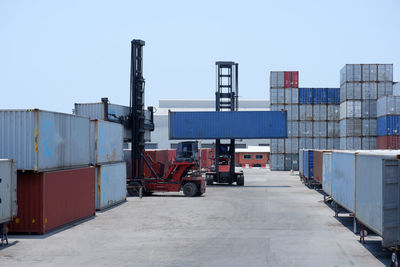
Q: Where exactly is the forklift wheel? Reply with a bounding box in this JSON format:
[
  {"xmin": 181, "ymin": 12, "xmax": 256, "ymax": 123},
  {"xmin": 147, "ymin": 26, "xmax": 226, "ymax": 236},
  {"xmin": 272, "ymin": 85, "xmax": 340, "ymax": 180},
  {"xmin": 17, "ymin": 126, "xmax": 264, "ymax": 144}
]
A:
[
  {"xmin": 237, "ymin": 175, "xmax": 244, "ymax": 186},
  {"xmin": 183, "ymin": 182, "xmax": 198, "ymax": 197},
  {"xmin": 206, "ymin": 176, "xmax": 213, "ymax": 186},
  {"xmin": 127, "ymin": 182, "xmax": 141, "ymax": 197}
]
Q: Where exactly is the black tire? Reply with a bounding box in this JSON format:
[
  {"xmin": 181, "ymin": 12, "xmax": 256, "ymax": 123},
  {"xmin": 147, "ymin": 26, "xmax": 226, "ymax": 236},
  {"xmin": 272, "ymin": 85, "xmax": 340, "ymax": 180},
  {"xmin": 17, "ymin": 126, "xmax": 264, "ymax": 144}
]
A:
[
  {"xmin": 206, "ymin": 175, "xmax": 213, "ymax": 186},
  {"xmin": 127, "ymin": 182, "xmax": 141, "ymax": 197},
  {"xmin": 392, "ymin": 251, "xmax": 399, "ymax": 267},
  {"xmin": 237, "ymin": 175, "xmax": 244, "ymax": 186},
  {"xmin": 183, "ymin": 182, "xmax": 198, "ymax": 197}
]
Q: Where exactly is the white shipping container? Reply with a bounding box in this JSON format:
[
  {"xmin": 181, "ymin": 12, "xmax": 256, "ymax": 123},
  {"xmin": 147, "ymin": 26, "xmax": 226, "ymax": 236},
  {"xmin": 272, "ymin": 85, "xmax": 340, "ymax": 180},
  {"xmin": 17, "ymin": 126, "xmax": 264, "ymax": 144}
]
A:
[
  {"xmin": 313, "ymin": 121, "xmax": 327, "ymax": 137},
  {"xmin": 313, "ymin": 138, "xmax": 327, "ymax": 150},
  {"xmin": 377, "ymin": 95, "xmax": 400, "ymax": 117},
  {"xmin": 340, "ymin": 64, "xmax": 362, "ymax": 84},
  {"xmin": 361, "ymin": 137, "xmax": 376, "ymax": 149},
  {"xmin": 270, "ymin": 153, "xmax": 284, "ymax": 171},
  {"xmin": 377, "ymin": 64, "xmax": 393, "ymax": 82},
  {"xmin": 270, "ymin": 139, "xmax": 285, "ymax": 153},
  {"xmin": 300, "ymin": 105, "xmax": 313, "ymax": 121},
  {"xmin": 340, "ymin": 101, "xmax": 362, "ymax": 119},
  {"xmin": 327, "ymin": 105, "xmax": 340, "ymax": 121},
  {"xmin": 285, "ymin": 138, "xmax": 299, "ymax": 154},
  {"xmin": 270, "ymin": 71, "xmax": 285, "ymax": 88},
  {"xmin": 299, "ymin": 138, "xmax": 313, "ymax": 149},
  {"xmin": 285, "ymin": 104, "xmax": 299, "ymax": 121},
  {"xmin": 0, "ymin": 110, "xmax": 90, "ymax": 171},
  {"xmin": 361, "ymin": 82, "xmax": 377, "ymax": 100},
  {"xmin": 327, "ymin": 121, "xmax": 340, "ymax": 137},
  {"xmin": 340, "ymin": 137, "xmax": 361, "ymax": 150},
  {"xmin": 90, "ymin": 120, "xmax": 124, "ymax": 165},
  {"xmin": 362, "ymin": 64, "xmax": 378, "ymax": 82},
  {"xmin": 394, "ymin": 82, "xmax": 400, "ymax": 96},
  {"xmin": 284, "ymin": 88, "xmax": 299, "ymax": 104},
  {"xmin": 270, "ymin": 88, "xmax": 285, "ymax": 104},
  {"xmin": 361, "ymin": 119, "xmax": 377, "ymax": 136},
  {"xmin": 322, "ymin": 152, "xmax": 333, "ymax": 195},
  {"xmin": 287, "ymin": 121, "xmax": 299, "ymax": 137},
  {"xmin": 340, "ymin": 119, "xmax": 362, "ymax": 137},
  {"xmin": 361, "ymin": 100, "xmax": 377, "ymax": 118},
  {"xmin": 313, "ymin": 105, "xmax": 327, "ymax": 121},
  {"xmin": 95, "ymin": 162, "xmax": 127, "ymax": 210},
  {"xmin": 299, "ymin": 121, "xmax": 313, "ymax": 137},
  {"xmin": 340, "ymin": 82, "xmax": 362, "ymax": 102},
  {"xmin": 0, "ymin": 159, "xmax": 17, "ymax": 224},
  {"xmin": 271, "ymin": 104, "xmax": 284, "ymax": 111},
  {"xmin": 377, "ymin": 82, "xmax": 394, "ymax": 98}
]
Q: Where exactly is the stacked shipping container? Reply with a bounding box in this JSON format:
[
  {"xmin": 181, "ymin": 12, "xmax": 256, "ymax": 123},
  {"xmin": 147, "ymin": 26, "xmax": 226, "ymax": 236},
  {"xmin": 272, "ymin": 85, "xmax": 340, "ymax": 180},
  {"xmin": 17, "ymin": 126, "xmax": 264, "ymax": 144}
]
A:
[
  {"xmin": 339, "ymin": 64, "xmax": 393, "ymax": 149},
  {"xmin": 377, "ymin": 96, "xmax": 400, "ymax": 149}
]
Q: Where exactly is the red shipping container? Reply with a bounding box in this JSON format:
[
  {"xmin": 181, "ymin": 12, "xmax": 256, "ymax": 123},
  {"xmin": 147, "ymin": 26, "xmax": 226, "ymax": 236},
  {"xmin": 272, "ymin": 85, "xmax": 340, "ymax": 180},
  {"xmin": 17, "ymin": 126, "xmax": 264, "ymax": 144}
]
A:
[
  {"xmin": 9, "ymin": 167, "xmax": 95, "ymax": 234},
  {"xmin": 284, "ymin": 71, "xmax": 299, "ymax": 88},
  {"xmin": 377, "ymin": 136, "xmax": 400, "ymax": 149}
]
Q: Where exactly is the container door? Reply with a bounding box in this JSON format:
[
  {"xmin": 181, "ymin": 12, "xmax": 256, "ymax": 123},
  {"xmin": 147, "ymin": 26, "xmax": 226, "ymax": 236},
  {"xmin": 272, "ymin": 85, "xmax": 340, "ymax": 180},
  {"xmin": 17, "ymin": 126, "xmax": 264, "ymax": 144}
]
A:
[{"xmin": 382, "ymin": 159, "xmax": 400, "ymax": 247}]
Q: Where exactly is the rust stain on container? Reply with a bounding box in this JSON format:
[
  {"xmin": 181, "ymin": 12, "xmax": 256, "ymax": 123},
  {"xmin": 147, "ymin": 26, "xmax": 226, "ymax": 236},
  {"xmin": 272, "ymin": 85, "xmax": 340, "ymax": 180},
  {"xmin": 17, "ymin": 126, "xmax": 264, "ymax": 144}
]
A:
[{"xmin": 8, "ymin": 167, "xmax": 95, "ymax": 234}]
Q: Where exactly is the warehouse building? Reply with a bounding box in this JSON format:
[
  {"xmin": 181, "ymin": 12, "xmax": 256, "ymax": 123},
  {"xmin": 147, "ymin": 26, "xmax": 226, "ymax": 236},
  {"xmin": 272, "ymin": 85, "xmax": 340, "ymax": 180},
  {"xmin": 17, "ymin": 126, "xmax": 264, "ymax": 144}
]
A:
[{"xmin": 148, "ymin": 99, "xmax": 270, "ymax": 149}]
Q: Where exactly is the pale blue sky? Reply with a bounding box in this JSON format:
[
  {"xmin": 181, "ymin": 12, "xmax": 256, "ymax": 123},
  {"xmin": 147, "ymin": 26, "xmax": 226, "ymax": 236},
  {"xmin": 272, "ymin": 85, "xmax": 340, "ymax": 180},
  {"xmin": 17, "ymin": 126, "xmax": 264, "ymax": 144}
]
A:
[{"xmin": 1, "ymin": 0, "xmax": 399, "ymax": 113}]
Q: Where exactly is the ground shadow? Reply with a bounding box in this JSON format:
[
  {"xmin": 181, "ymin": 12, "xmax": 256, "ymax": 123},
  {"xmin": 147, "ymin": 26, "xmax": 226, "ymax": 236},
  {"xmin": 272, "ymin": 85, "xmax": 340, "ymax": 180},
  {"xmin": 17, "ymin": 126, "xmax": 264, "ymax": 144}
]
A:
[
  {"xmin": 0, "ymin": 240, "xmax": 18, "ymax": 251},
  {"xmin": 361, "ymin": 240, "xmax": 391, "ymax": 266},
  {"xmin": 95, "ymin": 200, "xmax": 127, "ymax": 213}
]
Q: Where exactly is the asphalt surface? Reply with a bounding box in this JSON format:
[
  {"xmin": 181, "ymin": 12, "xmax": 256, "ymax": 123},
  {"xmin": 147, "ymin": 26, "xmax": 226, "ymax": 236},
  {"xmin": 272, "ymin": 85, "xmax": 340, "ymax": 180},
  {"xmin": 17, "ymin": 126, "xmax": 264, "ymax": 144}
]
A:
[{"xmin": 0, "ymin": 168, "xmax": 391, "ymax": 266}]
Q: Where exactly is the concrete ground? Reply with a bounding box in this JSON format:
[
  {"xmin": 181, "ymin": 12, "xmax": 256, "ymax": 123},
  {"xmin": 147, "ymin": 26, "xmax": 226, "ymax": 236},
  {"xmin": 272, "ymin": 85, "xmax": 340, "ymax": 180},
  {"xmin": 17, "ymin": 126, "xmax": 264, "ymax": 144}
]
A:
[{"xmin": 0, "ymin": 168, "xmax": 391, "ymax": 266}]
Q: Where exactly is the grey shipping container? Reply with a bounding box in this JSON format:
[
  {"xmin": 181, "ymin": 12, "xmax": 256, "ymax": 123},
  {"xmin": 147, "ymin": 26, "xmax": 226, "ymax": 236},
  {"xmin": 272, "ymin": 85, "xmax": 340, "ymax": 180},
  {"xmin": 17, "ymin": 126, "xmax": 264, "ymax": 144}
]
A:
[
  {"xmin": 340, "ymin": 101, "xmax": 362, "ymax": 119},
  {"xmin": 313, "ymin": 138, "xmax": 327, "ymax": 150},
  {"xmin": 284, "ymin": 153, "xmax": 299, "ymax": 171},
  {"xmin": 340, "ymin": 118, "xmax": 362, "ymax": 137},
  {"xmin": 361, "ymin": 137, "xmax": 377, "ymax": 150},
  {"xmin": 340, "ymin": 137, "xmax": 361, "ymax": 150},
  {"xmin": 313, "ymin": 121, "xmax": 327, "ymax": 137},
  {"xmin": 377, "ymin": 64, "xmax": 393, "ymax": 82},
  {"xmin": 270, "ymin": 154, "xmax": 284, "ymax": 171},
  {"xmin": 299, "ymin": 150, "xmax": 304, "ymax": 175},
  {"xmin": 362, "ymin": 64, "xmax": 378, "ymax": 82},
  {"xmin": 299, "ymin": 121, "xmax": 313, "ymax": 137},
  {"xmin": 377, "ymin": 82, "xmax": 394, "ymax": 98},
  {"xmin": 327, "ymin": 138, "xmax": 340, "ymax": 149},
  {"xmin": 361, "ymin": 119, "xmax": 377, "ymax": 136},
  {"xmin": 285, "ymin": 104, "xmax": 299, "ymax": 121},
  {"xmin": 340, "ymin": 64, "xmax": 362, "ymax": 84},
  {"xmin": 361, "ymin": 82, "xmax": 377, "ymax": 100},
  {"xmin": 285, "ymin": 88, "xmax": 299, "ymax": 104},
  {"xmin": 394, "ymin": 82, "xmax": 400, "ymax": 96},
  {"xmin": 270, "ymin": 88, "xmax": 285, "ymax": 104},
  {"xmin": 299, "ymin": 138, "xmax": 313, "ymax": 149},
  {"xmin": 355, "ymin": 151, "xmax": 400, "ymax": 247},
  {"xmin": 300, "ymin": 105, "xmax": 313, "ymax": 120},
  {"xmin": 327, "ymin": 105, "xmax": 340, "ymax": 121},
  {"xmin": 270, "ymin": 71, "xmax": 285, "ymax": 88},
  {"xmin": 271, "ymin": 104, "xmax": 284, "ymax": 111},
  {"xmin": 361, "ymin": 100, "xmax": 377, "ymax": 118},
  {"xmin": 322, "ymin": 152, "xmax": 333, "ymax": 196},
  {"xmin": 271, "ymin": 139, "xmax": 285, "ymax": 153},
  {"xmin": 95, "ymin": 162, "xmax": 127, "ymax": 211},
  {"xmin": 90, "ymin": 120, "xmax": 124, "ymax": 165},
  {"xmin": 285, "ymin": 138, "xmax": 299, "ymax": 154},
  {"xmin": 313, "ymin": 105, "xmax": 327, "ymax": 121},
  {"xmin": 340, "ymin": 82, "xmax": 362, "ymax": 102},
  {"xmin": 0, "ymin": 159, "xmax": 17, "ymax": 224},
  {"xmin": 327, "ymin": 121, "xmax": 340, "ymax": 137},
  {"xmin": 287, "ymin": 121, "xmax": 299, "ymax": 137},
  {"xmin": 377, "ymin": 95, "xmax": 400, "ymax": 117},
  {"xmin": 0, "ymin": 109, "xmax": 90, "ymax": 171},
  {"xmin": 331, "ymin": 151, "xmax": 357, "ymax": 212}
]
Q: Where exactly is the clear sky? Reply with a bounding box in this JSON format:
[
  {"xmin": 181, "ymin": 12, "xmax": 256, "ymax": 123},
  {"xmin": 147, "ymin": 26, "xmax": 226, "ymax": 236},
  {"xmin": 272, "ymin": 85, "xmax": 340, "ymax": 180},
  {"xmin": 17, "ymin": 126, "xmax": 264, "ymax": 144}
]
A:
[{"xmin": 1, "ymin": 0, "xmax": 399, "ymax": 113}]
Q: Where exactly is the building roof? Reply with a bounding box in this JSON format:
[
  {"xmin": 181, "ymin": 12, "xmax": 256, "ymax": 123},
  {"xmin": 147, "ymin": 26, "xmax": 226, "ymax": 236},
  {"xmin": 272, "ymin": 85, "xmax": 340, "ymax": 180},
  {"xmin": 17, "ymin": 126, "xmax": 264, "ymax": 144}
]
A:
[{"xmin": 236, "ymin": 146, "xmax": 270, "ymax": 153}]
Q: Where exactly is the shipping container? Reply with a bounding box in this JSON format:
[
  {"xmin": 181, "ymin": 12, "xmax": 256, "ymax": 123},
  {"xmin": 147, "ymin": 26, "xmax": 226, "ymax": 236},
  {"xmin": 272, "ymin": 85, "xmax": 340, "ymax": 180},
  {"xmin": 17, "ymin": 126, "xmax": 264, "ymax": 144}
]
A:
[
  {"xmin": 361, "ymin": 82, "xmax": 377, "ymax": 99},
  {"xmin": 287, "ymin": 121, "xmax": 299, "ymax": 137},
  {"xmin": 284, "ymin": 71, "xmax": 299, "ymax": 88},
  {"xmin": 270, "ymin": 88, "xmax": 285, "ymax": 104},
  {"xmin": 299, "ymin": 150, "xmax": 304, "ymax": 175},
  {"xmin": 340, "ymin": 119, "xmax": 362, "ymax": 137},
  {"xmin": 327, "ymin": 105, "xmax": 340, "ymax": 121},
  {"xmin": 377, "ymin": 64, "xmax": 393, "ymax": 82},
  {"xmin": 361, "ymin": 119, "xmax": 377, "ymax": 136},
  {"xmin": 90, "ymin": 120, "xmax": 123, "ymax": 165},
  {"xmin": 284, "ymin": 88, "xmax": 299, "ymax": 104},
  {"xmin": 0, "ymin": 159, "xmax": 17, "ymax": 224},
  {"xmin": 340, "ymin": 137, "xmax": 361, "ymax": 150},
  {"xmin": 331, "ymin": 151, "xmax": 357, "ymax": 212},
  {"xmin": 361, "ymin": 100, "xmax": 377, "ymax": 118},
  {"xmin": 340, "ymin": 101, "xmax": 362, "ymax": 119},
  {"xmin": 313, "ymin": 121, "xmax": 327, "ymax": 137},
  {"xmin": 270, "ymin": 139, "xmax": 285, "ymax": 153},
  {"xmin": 322, "ymin": 152, "xmax": 333, "ymax": 195},
  {"xmin": 271, "ymin": 104, "xmax": 284, "ymax": 111},
  {"xmin": 299, "ymin": 88, "xmax": 313, "ymax": 104},
  {"xmin": 312, "ymin": 88, "xmax": 328, "ymax": 104},
  {"xmin": 361, "ymin": 137, "xmax": 377, "ymax": 150},
  {"xmin": 377, "ymin": 82, "xmax": 394, "ymax": 98},
  {"xmin": 377, "ymin": 95, "xmax": 400, "ymax": 118},
  {"xmin": 394, "ymin": 82, "xmax": 400, "ymax": 96},
  {"xmin": 377, "ymin": 136, "xmax": 400, "ymax": 149},
  {"xmin": 169, "ymin": 111, "xmax": 287, "ymax": 139},
  {"xmin": 299, "ymin": 105, "xmax": 313, "ymax": 120},
  {"xmin": 0, "ymin": 109, "xmax": 90, "ymax": 171},
  {"xmin": 299, "ymin": 138, "xmax": 313, "ymax": 149},
  {"xmin": 285, "ymin": 138, "xmax": 298, "ymax": 154},
  {"xmin": 95, "ymin": 162, "xmax": 126, "ymax": 211},
  {"xmin": 327, "ymin": 88, "xmax": 340, "ymax": 104},
  {"xmin": 303, "ymin": 150, "xmax": 314, "ymax": 179},
  {"xmin": 313, "ymin": 138, "xmax": 327, "ymax": 150},
  {"xmin": 362, "ymin": 64, "xmax": 378, "ymax": 82},
  {"xmin": 377, "ymin": 115, "xmax": 400, "ymax": 136},
  {"xmin": 270, "ymin": 71, "xmax": 285, "ymax": 88},
  {"xmin": 313, "ymin": 150, "xmax": 330, "ymax": 184},
  {"xmin": 327, "ymin": 138, "xmax": 340, "ymax": 149},
  {"xmin": 313, "ymin": 105, "xmax": 327, "ymax": 121},
  {"xmin": 285, "ymin": 104, "xmax": 299, "ymax": 121},
  {"xmin": 355, "ymin": 151, "xmax": 400, "ymax": 247},
  {"xmin": 299, "ymin": 121, "xmax": 313, "ymax": 137},
  {"xmin": 327, "ymin": 121, "xmax": 340, "ymax": 137},
  {"xmin": 9, "ymin": 167, "xmax": 95, "ymax": 234},
  {"xmin": 340, "ymin": 64, "xmax": 362, "ymax": 84},
  {"xmin": 340, "ymin": 82, "xmax": 362, "ymax": 102},
  {"xmin": 270, "ymin": 154, "xmax": 284, "ymax": 171},
  {"xmin": 284, "ymin": 153, "xmax": 299, "ymax": 171}
]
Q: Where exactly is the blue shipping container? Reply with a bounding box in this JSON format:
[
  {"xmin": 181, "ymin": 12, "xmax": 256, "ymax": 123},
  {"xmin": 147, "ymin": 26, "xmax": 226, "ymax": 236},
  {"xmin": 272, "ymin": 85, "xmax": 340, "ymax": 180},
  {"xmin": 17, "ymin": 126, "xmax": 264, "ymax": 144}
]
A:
[
  {"xmin": 334, "ymin": 88, "xmax": 340, "ymax": 104},
  {"xmin": 168, "ymin": 111, "xmax": 287, "ymax": 139},
  {"xmin": 303, "ymin": 150, "xmax": 314, "ymax": 179},
  {"xmin": 299, "ymin": 88, "xmax": 313, "ymax": 104},
  {"xmin": 377, "ymin": 115, "xmax": 400, "ymax": 136},
  {"xmin": 327, "ymin": 88, "xmax": 340, "ymax": 104},
  {"xmin": 313, "ymin": 88, "xmax": 327, "ymax": 104}
]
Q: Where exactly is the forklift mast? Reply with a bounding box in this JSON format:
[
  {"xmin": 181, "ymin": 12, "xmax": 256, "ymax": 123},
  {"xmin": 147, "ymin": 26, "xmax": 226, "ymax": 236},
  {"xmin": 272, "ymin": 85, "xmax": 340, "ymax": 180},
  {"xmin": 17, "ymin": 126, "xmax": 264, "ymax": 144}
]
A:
[{"xmin": 215, "ymin": 61, "xmax": 238, "ymax": 179}]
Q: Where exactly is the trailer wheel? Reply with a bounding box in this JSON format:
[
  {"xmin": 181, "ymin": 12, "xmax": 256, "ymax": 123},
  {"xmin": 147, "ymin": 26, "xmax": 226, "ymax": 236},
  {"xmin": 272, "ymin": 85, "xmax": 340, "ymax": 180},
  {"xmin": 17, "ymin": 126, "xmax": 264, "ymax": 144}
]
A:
[
  {"xmin": 206, "ymin": 175, "xmax": 213, "ymax": 185},
  {"xmin": 237, "ymin": 175, "xmax": 244, "ymax": 186},
  {"xmin": 127, "ymin": 182, "xmax": 141, "ymax": 197},
  {"xmin": 183, "ymin": 182, "xmax": 198, "ymax": 197},
  {"xmin": 391, "ymin": 251, "xmax": 399, "ymax": 267}
]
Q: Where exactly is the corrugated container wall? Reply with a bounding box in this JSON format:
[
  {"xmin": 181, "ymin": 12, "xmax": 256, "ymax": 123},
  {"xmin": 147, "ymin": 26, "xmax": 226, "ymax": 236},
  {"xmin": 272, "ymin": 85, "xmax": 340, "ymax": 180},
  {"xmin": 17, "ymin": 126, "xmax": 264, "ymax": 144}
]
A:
[
  {"xmin": 90, "ymin": 120, "xmax": 124, "ymax": 165},
  {"xmin": 313, "ymin": 150, "xmax": 325, "ymax": 184},
  {"xmin": 0, "ymin": 159, "xmax": 17, "ymax": 224},
  {"xmin": 322, "ymin": 152, "xmax": 333, "ymax": 195},
  {"xmin": 0, "ymin": 110, "xmax": 90, "ymax": 171},
  {"xmin": 377, "ymin": 96, "xmax": 400, "ymax": 117},
  {"xmin": 270, "ymin": 154, "xmax": 284, "ymax": 171}
]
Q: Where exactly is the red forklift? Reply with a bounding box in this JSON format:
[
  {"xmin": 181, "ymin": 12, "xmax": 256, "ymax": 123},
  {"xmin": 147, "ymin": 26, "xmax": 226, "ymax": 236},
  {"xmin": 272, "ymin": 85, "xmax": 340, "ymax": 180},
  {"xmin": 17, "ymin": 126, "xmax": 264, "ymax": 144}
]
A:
[
  {"xmin": 126, "ymin": 40, "xmax": 205, "ymax": 197},
  {"xmin": 205, "ymin": 62, "xmax": 244, "ymax": 186}
]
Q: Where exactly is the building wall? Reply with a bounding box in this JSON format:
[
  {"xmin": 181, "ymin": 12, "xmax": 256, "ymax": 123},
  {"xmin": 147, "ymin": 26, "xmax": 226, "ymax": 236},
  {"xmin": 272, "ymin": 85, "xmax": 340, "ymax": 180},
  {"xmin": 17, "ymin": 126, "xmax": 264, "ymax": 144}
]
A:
[{"xmin": 235, "ymin": 152, "xmax": 269, "ymax": 167}]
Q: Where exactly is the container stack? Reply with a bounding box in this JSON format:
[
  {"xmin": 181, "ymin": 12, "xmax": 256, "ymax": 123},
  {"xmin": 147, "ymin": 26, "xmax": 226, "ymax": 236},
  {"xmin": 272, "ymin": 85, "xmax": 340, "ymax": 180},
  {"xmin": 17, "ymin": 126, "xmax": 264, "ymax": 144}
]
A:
[
  {"xmin": 377, "ymin": 96, "xmax": 400, "ymax": 149},
  {"xmin": 339, "ymin": 64, "xmax": 393, "ymax": 149}
]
